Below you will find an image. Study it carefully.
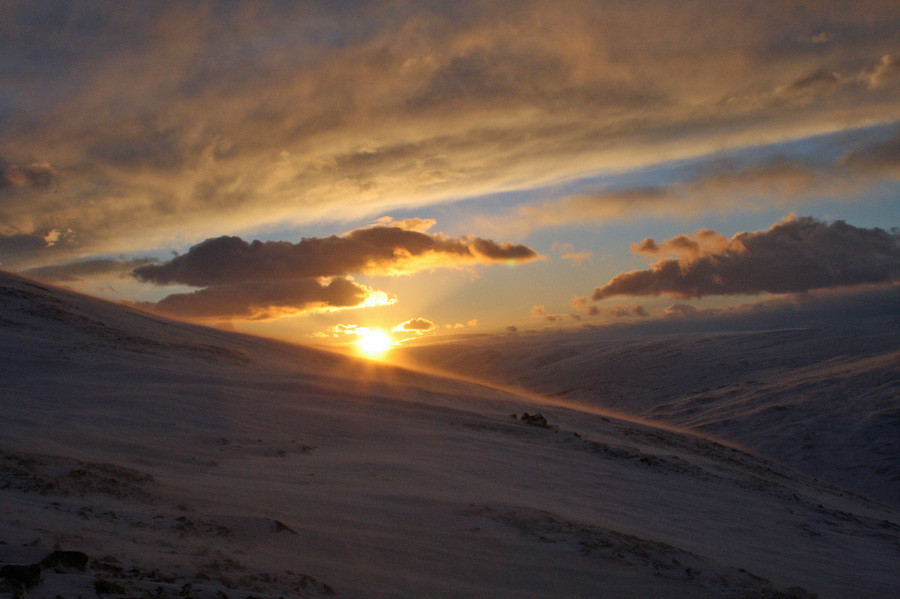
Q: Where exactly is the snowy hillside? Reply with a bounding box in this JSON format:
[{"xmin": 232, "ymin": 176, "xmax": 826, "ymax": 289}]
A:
[
  {"xmin": 399, "ymin": 309, "xmax": 900, "ymax": 511},
  {"xmin": 1, "ymin": 271, "xmax": 899, "ymax": 598}
]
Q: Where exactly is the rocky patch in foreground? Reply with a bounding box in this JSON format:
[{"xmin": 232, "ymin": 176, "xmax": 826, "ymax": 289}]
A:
[{"xmin": 0, "ymin": 548, "xmax": 335, "ymax": 599}]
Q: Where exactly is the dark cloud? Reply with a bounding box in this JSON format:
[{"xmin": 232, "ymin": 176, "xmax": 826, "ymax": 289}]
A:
[
  {"xmin": 643, "ymin": 284, "xmax": 900, "ymax": 333},
  {"xmin": 592, "ymin": 216, "xmax": 900, "ymax": 300},
  {"xmin": 611, "ymin": 305, "xmax": 648, "ymax": 318},
  {"xmin": 700, "ymin": 283, "xmax": 900, "ymax": 324},
  {"xmin": 0, "ymin": 233, "xmax": 49, "ymax": 257},
  {"xmin": 87, "ymin": 131, "xmax": 182, "ymax": 170},
  {"xmin": 0, "ymin": 162, "xmax": 58, "ymax": 189},
  {"xmin": 0, "ymin": 229, "xmax": 78, "ymax": 269},
  {"xmin": 570, "ymin": 296, "xmax": 648, "ymax": 319},
  {"xmin": 133, "ymin": 223, "xmax": 537, "ymax": 320},
  {"xmin": 22, "ymin": 258, "xmax": 156, "ymax": 283},
  {"xmin": 139, "ymin": 277, "xmax": 373, "ymax": 321},
  {"xmin": 777, "ymin": 69, "xmax": 840, "ymax": 96},
  {"xmin": 134, "ymin": 226, "xmax": 538, "ymax": 287},
  {"xmin": 469, "ymin": 237, "xmax": 538, "ymax": 261},
  {"xmin": 632, "ymin": 234, "xmax": 703, "ymax": 258},
  {"xmin": 840, "ymin": 129, "xmax": 900, "ymax": 177},
  {"xmin": 393, "ymin": 317, "xmax": 436, "ymax": 333}
]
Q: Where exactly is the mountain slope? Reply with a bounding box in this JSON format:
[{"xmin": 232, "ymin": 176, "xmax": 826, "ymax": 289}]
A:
[
  {"xmin": 400, "ymin": 318, "xmax": 900, "ymax": 508},
  {"xmin": 1, "ymin": 271, "xmax": 898, "ymax": 598}
]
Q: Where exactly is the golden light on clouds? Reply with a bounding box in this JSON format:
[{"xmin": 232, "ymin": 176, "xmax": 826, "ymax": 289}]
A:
[
  {"xmin": 3, "ymin": 2, "xmax": 899, "ymax": 341},
  {"xmin": 3, "ymin": 2, "xmax": 900, "ymax": 267}
]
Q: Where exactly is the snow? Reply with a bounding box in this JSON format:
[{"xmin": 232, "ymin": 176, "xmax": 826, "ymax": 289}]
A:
[
  {"xmin": 1, "ymin": 270, "xmax": 898, "ymax": 598},
  {"xmin": 401, "ymin": 322, "xmax": 900, "ymax": 509}
]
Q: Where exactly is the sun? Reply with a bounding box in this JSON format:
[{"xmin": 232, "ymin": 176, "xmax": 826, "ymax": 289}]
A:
[{"xmin": 357, "ymin": 328, "xmax": 393, "ymax": 357}]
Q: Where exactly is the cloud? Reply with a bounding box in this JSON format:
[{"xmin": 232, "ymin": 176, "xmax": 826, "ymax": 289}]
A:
[
  {"xmin": 664, "ymin": 304, "xmax": 699, "ymax": 319},
  {"xmin": 23, "ymin": 258, "xmax": 156, "ymax": 283},
  {"xmin": 134, "ymin": 225, "xmax": 537, "ymax": 287},
  {"xmin": 510, "ymin": 158, "xmax": 827, "ymax": 231},
  {"xmin": 3, "ymin": 3, "xmax": 900, "ymax": 264},
  {"xmin": 590, "ymin": 216, "xmax": 900, "ymax": 300},
  {"xmin": 512, "ymin": 154, "xmax": 843, "ymax": 232},
  {"xmin": 372, "ymin": 217, "xmax": 437, "ymax": 232},
  {"xmin": 530, "ymin": 305, "xmax": 558, "ymax": 322},
  {"xmin": 133, "ymin": 222, "xmax": 537, "ymax": 320},
  {"xmin": 570, "ymin": 296, "xmax": 648, "ymax": 319},
  {"xmin": 0, "ymin": 162, "xmax": 58, "ymax": 189},
  {"xmin": 505, "ymin": 122, "xmax": 900, "ymax": 234},
  {"xmin": 138, "ymin": 278, "xmax": 390, "ymax": 321},
  {"xmin": 839, "ymin": 129, "xmax": 900, "ymax": 178},
  {"xmin": 702, "ymin": 283, "xmax": 900, "ymax": 324},
  {"xmin": 552, "ymin": 242, "xmax": 592, "ymax": 265},
  {"xmin": 865, "ymin": 54, "xmax": 900, "ymax": 88},
  {"xmin": 0, "ymin": 233, "xmax": 52, "ymax": 261},
  {"xmin": 0, "ymin": 229, "xmax": 80, "ymax": 269},
  {"xmin": 775, "ymin": 69, "xmax": 841, "ymax": 97},
  {"xmin": 631, "ymin": 229, "xmax": 729, "ymax": 259},
  {"xmin": 640, "ymin": 284, "xmax": 900, "ymax": 332},
  {"xmin": 314, "ymin": 323, "xmax": 368, "ymax": 339},
  {"xmin": 392, "ymin": 317, "xmax": 436, "ymax": 333}
]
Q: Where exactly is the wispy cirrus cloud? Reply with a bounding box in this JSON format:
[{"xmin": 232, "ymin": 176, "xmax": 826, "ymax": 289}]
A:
[{"xmin": 508, "ymin": 127, "xmax": 900, "ymax": 232}]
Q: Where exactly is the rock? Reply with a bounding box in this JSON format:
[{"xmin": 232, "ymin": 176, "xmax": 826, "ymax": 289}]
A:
[
  {"xmin": 0, "ymin": 563, "xmax": 41, "ymax": 588},
  {"xmin": 520, "ymin": 412, "xmax": 550, "ymax": 428},
  {"xmin": 272, "ymin": 519, "xmax": 298, "ymax": 535},
  {"xmin": 40, "ymin": 549, "xmax": 89, "ymax": 571}
]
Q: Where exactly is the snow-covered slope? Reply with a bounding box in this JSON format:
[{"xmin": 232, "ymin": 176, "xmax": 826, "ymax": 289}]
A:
[
  {"xmin": 1, "ymin": 271, "xmax": 899, "ymax": 598},
  {"xmin": 399, "ymin": 314, "xmax": 900, "ymax": 509}
]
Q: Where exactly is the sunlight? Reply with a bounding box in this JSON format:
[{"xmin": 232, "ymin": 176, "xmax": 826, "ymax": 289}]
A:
[{"xmin": 357, "ymin": 328, "xmax": 393, "ymax": 357}]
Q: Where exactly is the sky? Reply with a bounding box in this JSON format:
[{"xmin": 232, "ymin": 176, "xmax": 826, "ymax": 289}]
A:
[{"xmin": 2, "ymin": 1, "xmax": 899, "ymax": 351}]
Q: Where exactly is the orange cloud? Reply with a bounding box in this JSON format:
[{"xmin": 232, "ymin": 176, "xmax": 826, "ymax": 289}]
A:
[
  {"xmin": 864, "ymin": 54, "xmax": 900, "ymax": 88},
  {"xmin": 392, "ymin": 317, "xmax": 436, "ymax": 333},
  {"xmin": 530, "ymin": 305, "xmax": 559, "ymax": 322}
]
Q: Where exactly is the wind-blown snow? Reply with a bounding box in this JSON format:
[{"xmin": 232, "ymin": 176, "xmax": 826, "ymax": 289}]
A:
[
  {"xmin": 401, "ymin": 321, "xmax": 900, "ymax": 509},
  {"xmin": 1, "ymin": 271, "xmax": 898, "ymax": 598}
]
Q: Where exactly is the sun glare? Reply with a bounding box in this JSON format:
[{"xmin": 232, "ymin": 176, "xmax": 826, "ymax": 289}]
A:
[{"xmin": 357, "ymin": 329, "xmax": 392, "ymax": 357}]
